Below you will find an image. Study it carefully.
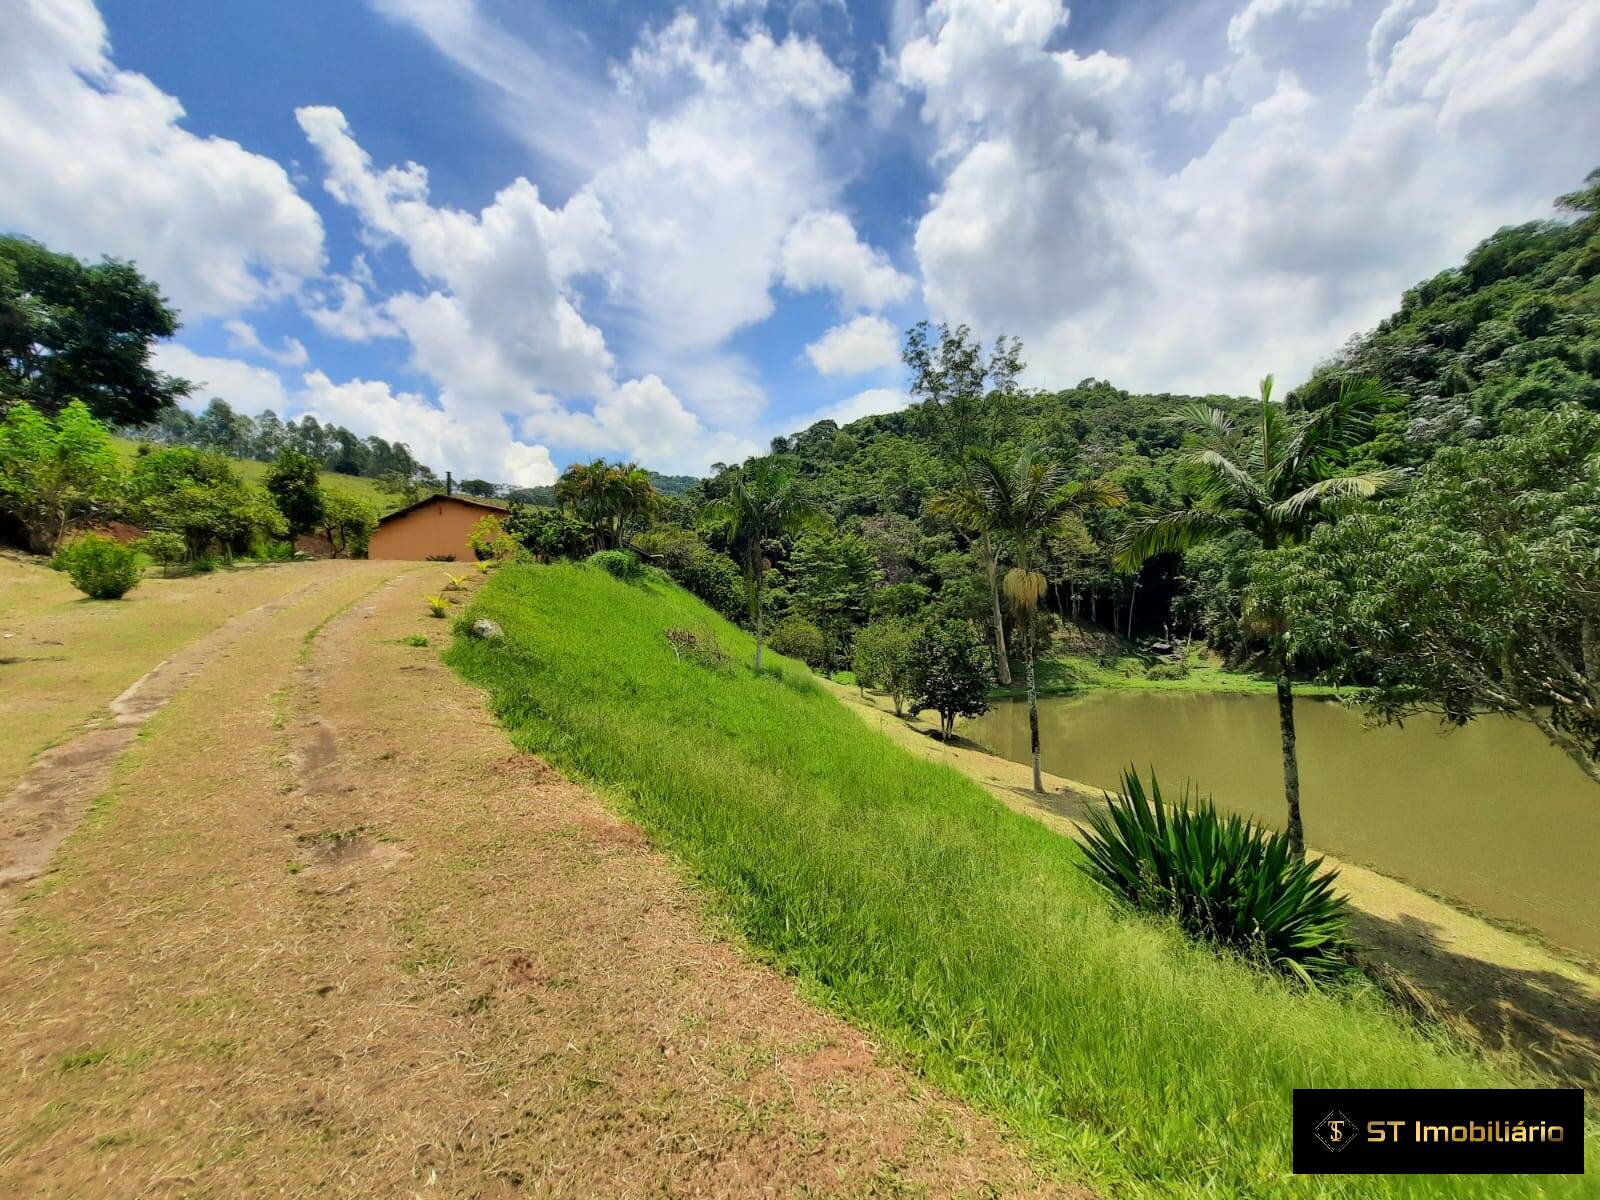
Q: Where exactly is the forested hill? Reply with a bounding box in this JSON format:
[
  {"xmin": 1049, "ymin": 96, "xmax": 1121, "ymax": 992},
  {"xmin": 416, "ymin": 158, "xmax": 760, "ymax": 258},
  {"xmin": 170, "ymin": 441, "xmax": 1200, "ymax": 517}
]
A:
[
  {"xmin": 1296, "ymin": 166, "xmax": 1599, "ymax": 463},
  {"xmin": 690, "ymin": 167, "xmax": 1599, "ymax": 644}
]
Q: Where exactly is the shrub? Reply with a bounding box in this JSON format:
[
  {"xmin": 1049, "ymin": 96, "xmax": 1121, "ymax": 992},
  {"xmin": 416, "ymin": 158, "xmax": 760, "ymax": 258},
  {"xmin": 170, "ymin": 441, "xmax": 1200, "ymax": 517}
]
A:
[
  {"xmin": 852, "ymin": 618, "xmax": 919, "ymax": 715},
  {"xmin": 768, "ymin": 615, "xmax": 827, "ymax": 669},
  {"xmin": 910, "ymin": 620, "xmax": 993, "ymax": 738},
  {"xmin": 1079, "ymin": 769, "xmax": 1356, "ymax": 984},
  {"xmin": 586, "ymin": 549, "xmax": 642, "ymax": 581},
  {"xmin": 505, "ymin": 504, "xmax": 587, "ymax": 562},
  {"xmin": 425, "ymin": 595, "xmax": 448, "ymax": 618},
  {"xmin": 467, "ymin": 514, "xmax": 518, "ymax": 561},
  {"xmin": 57, "ymin": 534, "xmax": 142, "ymax": 599},
  {"xmin": 631, "ymin": 527, "xmax": 744, "ymax": 620},
  {"xmin": 136, "ymin": 530, "xmax": 187, "ymax": 576},
  {"xmin": 1145, "ymin": 660, "xmax": 1191, "ymax": 681},
  {"xmin": 663, "ymin": 626, "xmax": 729, "ymax": 668}
]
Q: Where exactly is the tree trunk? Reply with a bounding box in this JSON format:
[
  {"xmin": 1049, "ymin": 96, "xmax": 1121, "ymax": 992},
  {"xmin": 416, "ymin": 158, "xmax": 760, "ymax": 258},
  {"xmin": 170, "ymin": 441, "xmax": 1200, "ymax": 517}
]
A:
[
  {"xmin": 751, "ymin": 563, "xmax": 765, "ymax": 671},
  {"xmin": 983, "ymin": 536, "xmax": 1012, "ymax": 685},
  {"xmin": 1275, "ymin": 667, "xmax": 1305, "ymax": 857},
  {"xmin": 1026, "ymin": 617, "xmax": 1043, "ymax": 793}
]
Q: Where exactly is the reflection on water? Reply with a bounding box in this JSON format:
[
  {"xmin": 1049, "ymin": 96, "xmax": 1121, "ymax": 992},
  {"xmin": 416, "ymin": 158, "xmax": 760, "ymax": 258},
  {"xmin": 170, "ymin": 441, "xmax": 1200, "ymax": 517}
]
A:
[{"xmin": 962, "ymin": 691, "xmax": 1600, "ymax": 958}]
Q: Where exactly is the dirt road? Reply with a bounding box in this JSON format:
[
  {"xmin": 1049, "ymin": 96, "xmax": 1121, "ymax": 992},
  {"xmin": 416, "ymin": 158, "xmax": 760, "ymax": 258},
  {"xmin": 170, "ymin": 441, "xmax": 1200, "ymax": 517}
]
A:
[{"xmin": 0, "ymin": 562, "xmax": 1064, "ymax": 1198}]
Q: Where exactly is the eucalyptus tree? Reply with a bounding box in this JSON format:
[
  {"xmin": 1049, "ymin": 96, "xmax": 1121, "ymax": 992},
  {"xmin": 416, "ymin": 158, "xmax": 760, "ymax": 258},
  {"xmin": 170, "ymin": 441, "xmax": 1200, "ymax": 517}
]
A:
[
  {"xmin": 937, "ymin": 445, "xmax": 1125, "ymax": 792},
  {"xmin": 905, "ymin": 321, "xmax": 1024, "ymax": 684},
  {"xmin": 699, "ymin": 458, "xmax": 826, "ymax": 669},
  {"xmin": 1116, "ymin": 375, "xmax": 1406, "ymax": 856}
]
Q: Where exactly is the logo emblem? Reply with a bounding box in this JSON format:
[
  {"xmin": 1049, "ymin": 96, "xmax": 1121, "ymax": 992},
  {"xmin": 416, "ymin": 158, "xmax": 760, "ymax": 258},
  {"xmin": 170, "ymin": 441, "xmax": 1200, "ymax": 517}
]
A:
[{"xmin": 1315, "ymin": 1110, "xmax": 1360, "ymax": 1154}]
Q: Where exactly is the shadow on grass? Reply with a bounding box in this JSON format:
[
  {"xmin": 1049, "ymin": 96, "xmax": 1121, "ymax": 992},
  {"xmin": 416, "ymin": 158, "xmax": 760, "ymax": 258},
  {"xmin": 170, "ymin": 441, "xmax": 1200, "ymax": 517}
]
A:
[{"xmin": 1352, "ymin": 909, "xmax": 1600, "ymax": 1090}]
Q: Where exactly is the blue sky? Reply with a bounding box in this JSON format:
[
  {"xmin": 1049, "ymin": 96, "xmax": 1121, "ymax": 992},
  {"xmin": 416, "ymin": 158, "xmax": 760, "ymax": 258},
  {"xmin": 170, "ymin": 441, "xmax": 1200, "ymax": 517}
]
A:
[{"xmin": 4, "ymin": 0, "xmax": 1596, "ymax": 482}]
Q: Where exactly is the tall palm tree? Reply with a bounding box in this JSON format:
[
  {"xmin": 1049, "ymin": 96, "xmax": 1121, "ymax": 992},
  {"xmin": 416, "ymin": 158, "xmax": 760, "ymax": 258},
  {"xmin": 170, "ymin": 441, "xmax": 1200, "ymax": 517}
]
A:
[
  {"xmin": 936, "ymin": 445, "xmax": 1126, "ymax": 792},
  {"xmin": 1115, "ymin": 375, "xmax": 1406, "ymax": 856},
  {"xmin": 699, "ymin": 459, "xmax": 825, "ymax": 670}
]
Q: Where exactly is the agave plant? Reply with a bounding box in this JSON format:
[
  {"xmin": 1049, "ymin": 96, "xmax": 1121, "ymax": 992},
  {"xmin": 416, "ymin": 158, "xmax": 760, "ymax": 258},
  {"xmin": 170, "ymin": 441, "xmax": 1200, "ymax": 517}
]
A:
[
  {"xmin": 425, "ymin": 594, "xmax": 448, "ymax": 618},
  {"xmin": 442, "ymin": 572, "xmax": 467, "ymax": 591},
  {"xmin": 1079, "ymin": 769, "xmax": 1356, "ymax": 984}
]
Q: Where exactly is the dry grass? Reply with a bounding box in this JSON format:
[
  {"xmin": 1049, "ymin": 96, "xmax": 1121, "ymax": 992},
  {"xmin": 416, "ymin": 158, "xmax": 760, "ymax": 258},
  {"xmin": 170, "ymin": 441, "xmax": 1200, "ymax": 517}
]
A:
[
  {"xmin": 0, "ymin": 561, "xmax": 1061, "ymax": 1198},
  {"xmin": 0, "ymin": 555, "xmax": 373, "ymax": 795}
]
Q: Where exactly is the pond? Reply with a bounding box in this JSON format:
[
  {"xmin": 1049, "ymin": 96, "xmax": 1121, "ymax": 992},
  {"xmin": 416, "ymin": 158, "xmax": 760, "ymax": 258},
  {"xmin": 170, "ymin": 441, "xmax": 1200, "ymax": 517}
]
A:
[{"xmin": 962, "ymin": 690, "xmax": 1600, "ymax": 958}]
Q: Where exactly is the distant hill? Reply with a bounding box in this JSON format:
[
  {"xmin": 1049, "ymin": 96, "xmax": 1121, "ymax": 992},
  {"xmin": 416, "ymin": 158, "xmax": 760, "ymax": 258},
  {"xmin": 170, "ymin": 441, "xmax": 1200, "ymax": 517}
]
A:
[
  {"xmin": 112, "ymin": 437, "xmax": 399, "ymax": 513},
  {"xmin": 1296, "ymin": 166, "xmax": 1599, "ymax": 463}
]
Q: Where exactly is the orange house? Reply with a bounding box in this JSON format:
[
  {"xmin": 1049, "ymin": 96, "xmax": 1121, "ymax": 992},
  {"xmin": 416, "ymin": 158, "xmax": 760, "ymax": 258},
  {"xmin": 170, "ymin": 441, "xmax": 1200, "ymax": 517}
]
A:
[{"xmin": 368, "ymin": 494, "xmax": 508, "ymax": 562}]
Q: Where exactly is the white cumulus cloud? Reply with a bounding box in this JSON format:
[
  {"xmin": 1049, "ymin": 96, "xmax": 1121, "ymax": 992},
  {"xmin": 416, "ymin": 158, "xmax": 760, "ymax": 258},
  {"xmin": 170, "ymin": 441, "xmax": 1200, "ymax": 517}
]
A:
[
  {"xmin": 0, "ymin": 0, "xmax": 325, "ymax": 318},
  {"xmin": 804, "ymin": 315, "xmax": 902, "ymax": 376}
]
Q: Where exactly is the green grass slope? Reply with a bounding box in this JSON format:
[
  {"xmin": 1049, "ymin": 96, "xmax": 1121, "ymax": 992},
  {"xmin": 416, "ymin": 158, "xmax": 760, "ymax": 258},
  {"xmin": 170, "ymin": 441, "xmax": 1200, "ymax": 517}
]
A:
[
  {"xmin": 111, "ymin": 437, "xmax": 396, "ymax": 512},
  {"xmin": 447, "ymin": 563, "xmax": 1589, "ymax": 1199}
]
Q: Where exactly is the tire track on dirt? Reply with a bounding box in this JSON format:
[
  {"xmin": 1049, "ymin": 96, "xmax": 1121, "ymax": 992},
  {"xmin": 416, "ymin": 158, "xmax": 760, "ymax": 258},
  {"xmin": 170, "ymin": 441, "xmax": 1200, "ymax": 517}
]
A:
[{"xmin": 0, "ymin": 569, "xmax": 366, "ymax": 909}]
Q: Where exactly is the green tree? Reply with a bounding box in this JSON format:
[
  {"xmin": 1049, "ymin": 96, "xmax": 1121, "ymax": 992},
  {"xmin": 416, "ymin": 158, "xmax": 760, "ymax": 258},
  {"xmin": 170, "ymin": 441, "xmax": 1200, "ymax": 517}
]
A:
[
  {"xmin": 788, "ymin": 527, "xmax": 881, "ymax": 666},
  {"xmin": 0, "ymin": 236, "xmax": 189, "ymax": 424},
  {"xmin": 0, "ymin": 400, "xmax": 122, "ymax": 553},
  {"xmin": 632, "ymin": 527, "xmax": 745, "ymax": 620},
  {"xmin": 264, "ymin": 449, "xmax": 325, "ymax": 538},
  {"xmin": 910, "ymin": 620, "xmax": 993, "ymax": 740},
  {"xmin": 699, "ymin": 458, "xmax": 825, "ymax": 670},
  {"xmin": 1117, "ymin": 376, "xmax": 1406, "ymax": 854},
  {"xmin": 458, "ymin": 478, "xmax": 498, "ymax": 498},
  {"xmin": 937, "ymin": 445, "xmax": 1125, "ymax": 791},
  {"xmin": 126, "ymin": 447, "xmax": 284, "ymax": 559},
  {"xmin": 904, "ymin": 321, "xmax": 1024, "ymax": 684},
  {"xmin": 852, "ymin": 618, "xmax": 918, "ymax": 715},
  {"xmin": 1254, "ymin": 406, "xmax": 1600, "ymax": 787},
  {"xmin": 319, "ymin": 490, "xmax": 379, "ymax": 559}
]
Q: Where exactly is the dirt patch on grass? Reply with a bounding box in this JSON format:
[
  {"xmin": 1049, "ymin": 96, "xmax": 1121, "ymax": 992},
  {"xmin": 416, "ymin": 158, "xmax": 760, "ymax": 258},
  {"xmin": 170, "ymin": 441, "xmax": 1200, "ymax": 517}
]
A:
[{"xmin": 0, "ymin": 566, "xmax": 1072, "ymax": 1197}]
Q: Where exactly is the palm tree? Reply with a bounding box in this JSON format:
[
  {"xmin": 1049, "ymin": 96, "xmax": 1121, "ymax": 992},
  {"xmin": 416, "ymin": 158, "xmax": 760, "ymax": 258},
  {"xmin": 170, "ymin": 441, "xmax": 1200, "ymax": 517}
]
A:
[
  {"xmin": 556, "ymin": 459, "xmax": 658, "ymax": 550},
  {"xmin": 699, "ymin": 458, "xmax": 825, "ymax": 669},
  {"xmin": 1115, "ymin": 375, "xmax": 1406, "ymax": 856},
  {"xmin": 936, "ymin": 445, "xmax": 1126, "ymax": 792}
]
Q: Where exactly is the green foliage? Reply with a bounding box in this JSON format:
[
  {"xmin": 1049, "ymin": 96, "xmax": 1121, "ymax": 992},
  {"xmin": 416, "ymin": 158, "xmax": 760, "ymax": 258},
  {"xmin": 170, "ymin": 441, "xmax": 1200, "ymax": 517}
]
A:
[
  {"xmin": 0, "ymin": 400, "xmax": 122, "ymax": 553},
  {"xmin": 447, "ymin": 563, "xmax": 1549, "ymax": 1199},
  {"xmin": 125, "ymin": 446, "xmax": 284, "ymax": 558},
  {"xmin": 505, "ymin": 503, "xmax": 587, "ymax": 561},
  {"xmin": 632, "ymin": 527, "xmax": 744, "ymax": 620},
  {"xmin": 851, "ymin": 618, "xmax": 919, "ymax": 715},
  {"xmin": 768, "ymin": 615, "xmax": 827, "ymax": 669},
  {"xmin": 318, "ymin": 489, "xmax": 377, "ymax": 558},
  {"xmin": 556, "ymin": 459, "xmax": 658, "ymax": 550},
  {"xmin": 699, "ymin": 457, "xmax": 827, "ymax": 668},
  {"xmin": 135, "ymin": 529, "xmax": 187, "ymax": 574},
  {"xmin": 1295, "ymin": 165, "xmax": 1600, "ymax": 462},
  {"xmin": 585, "ymin": 548, "xmax": 643, "ymax": 581},
  {"xmin": 56, "ymin": 534, "xmax": 142, "ymax": 600},
  {"xmin": 786, "ymin": 526, "xmax": 881, "ymax": 663},
  {"xmin": 1080, "ymin": 771, "xmax": 1356, "ymax": 985},
  {"xmin": 0, "ymin": 236, "xmax": 187, "ymax": 425},
  {"xmin": 263, "ymin": 448, "xmax": 324, "ymax": 537},
  {"xmin": 910, "ymin": 620, "xmax": 993, "ymax": 738},
  {"xmin": 466, "ymin": 513, "xmax": 517, "ymax": 561},
  {"xmin": 425, "ymin": 595, "xmax": 448, "ymax": 618},
  {"xmin": 1256, "ymin": 406, "xmax": 1600, "ymax": 784}
]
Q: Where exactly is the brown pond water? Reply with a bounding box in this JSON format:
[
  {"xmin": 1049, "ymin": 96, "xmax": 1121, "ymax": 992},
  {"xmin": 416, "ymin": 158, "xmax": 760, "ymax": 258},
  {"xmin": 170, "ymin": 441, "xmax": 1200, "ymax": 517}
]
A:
[{"xmin": 962, "ymin": 691, "xmax": 1600, "ymax": 958}]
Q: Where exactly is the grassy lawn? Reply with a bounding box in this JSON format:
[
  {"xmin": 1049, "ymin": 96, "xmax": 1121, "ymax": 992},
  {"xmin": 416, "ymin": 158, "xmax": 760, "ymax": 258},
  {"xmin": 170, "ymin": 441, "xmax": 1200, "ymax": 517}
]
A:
[
  {"xmin": 993, "ymin": 652, "xmax": 1342, "ymax": 698},
  {"xmin": 448, "ymin": 563, "xmax": 1579, "ymax": 1199},
  {"xmin": 110, "ymin": 436, "xmax": 397, "ymax": 512}
]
